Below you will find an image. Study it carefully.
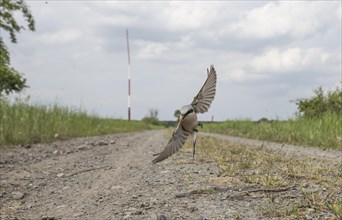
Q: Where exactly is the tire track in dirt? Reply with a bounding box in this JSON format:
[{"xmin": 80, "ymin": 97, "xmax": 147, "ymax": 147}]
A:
[{"xmin": 202, "ymin": 132, "xmax": 342, "ymax": 164}]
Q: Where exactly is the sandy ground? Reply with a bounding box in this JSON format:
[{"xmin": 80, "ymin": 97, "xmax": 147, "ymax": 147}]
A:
[{"xmin": 0, "ymin": 130, "xmax": 341, "ymax": 220}]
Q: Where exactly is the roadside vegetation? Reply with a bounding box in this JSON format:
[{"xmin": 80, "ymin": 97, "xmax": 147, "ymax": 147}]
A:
[
  {"xmin": 0, "ymin": 98, "xmax": 155, "ymax": 146},
  {"xmin": 178, "ymin": 134, "xmax": 341, "ymax": 219},
  {"xmin": 204, "ymin": 87, "xmax": 341, "ymax": 150},
  {"xmin": 203, "ymin": 112, "xmax": 341, "ymax": 150}
]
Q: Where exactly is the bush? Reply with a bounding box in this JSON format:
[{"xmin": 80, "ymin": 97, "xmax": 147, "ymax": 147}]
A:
[
  {"xmin": 295, "ymin": 86, "xmax": 341, "ymax": 118},
  {"xmin": 142, "ymin": 116, "xmax": 159, "ymax": 125},
  {"xmin": 142, "ymin": 108, "xmax": 160, "ymax": 125}
]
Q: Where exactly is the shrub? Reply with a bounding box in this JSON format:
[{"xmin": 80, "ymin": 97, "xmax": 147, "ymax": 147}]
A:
[{"xmin": 295, "ymin": 86, "xmax": 341, "ymax": 118}]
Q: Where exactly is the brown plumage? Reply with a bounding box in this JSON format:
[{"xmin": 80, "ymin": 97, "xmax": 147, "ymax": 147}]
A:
[{"xmin": 152, "ymin": 65, "xmax": 217, "ymax": 163}]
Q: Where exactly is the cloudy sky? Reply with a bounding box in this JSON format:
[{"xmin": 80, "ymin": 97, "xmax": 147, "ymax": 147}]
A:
[{"xmin": 4, "ymin": 1, "xmax": 341, "ymax": 121}]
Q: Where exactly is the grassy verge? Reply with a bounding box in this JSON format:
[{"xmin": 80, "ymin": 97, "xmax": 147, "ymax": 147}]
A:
[
  {"xmin": 0, "ymin": 99, "xmax": 156, "ymax": 146},
  {"xmin": 180, "ymin": 135, "xmax": 341, "ymax": 218},
  {"xmin": 203, "ymin": 113, "xmax": 341, "ymax": 150}
]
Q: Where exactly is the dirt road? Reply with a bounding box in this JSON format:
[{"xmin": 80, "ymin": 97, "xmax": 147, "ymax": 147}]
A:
[{"xmin": 1, "ymin": 130, "xmax": 341, "ymax": 219}]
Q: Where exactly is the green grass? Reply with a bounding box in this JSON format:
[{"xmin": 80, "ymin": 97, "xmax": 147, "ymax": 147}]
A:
[
  {"xmin": 179, "ymin": 135, "xmax": 342, "ymax": 218},
  {"xmin": 203, "ymin": 114, "xmax": 341, "ymax": 150},
  {"xmin": 0, "ymin": 99, "xmax": 155, "ymax": 146}
]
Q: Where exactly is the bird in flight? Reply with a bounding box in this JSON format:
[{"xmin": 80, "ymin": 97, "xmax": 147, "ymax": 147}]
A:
[{"xmin": 152, "ymin": 65, "xmax": 217, "ymax": 163}]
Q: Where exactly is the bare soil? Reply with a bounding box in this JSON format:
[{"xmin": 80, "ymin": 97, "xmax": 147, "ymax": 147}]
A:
[{"xmin": 0, "ymin": 130, "xmax": 341, "ymax": 220}]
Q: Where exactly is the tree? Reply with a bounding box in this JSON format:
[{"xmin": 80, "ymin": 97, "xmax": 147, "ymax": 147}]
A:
[
  {"xmin": 149, "ymin": 108, "xmax": 159, "ymax": 119},
  {"xmin": 295, "ymin": 86, "xmax": 342, "ymax": 118},
  {"xmin": 0, "ymin": 0, "xmax": 35, "ymax": 97},
  {"xmin": 142, "ymin": 109, "xmax": 159, "ymax": 125},
  {"xmin": 0, "ymin": 38, "xmax": 27, "ymax": 96},
  {"xmin": 174, "ymin": 109, "xmax": 180, "ymax": 119}
]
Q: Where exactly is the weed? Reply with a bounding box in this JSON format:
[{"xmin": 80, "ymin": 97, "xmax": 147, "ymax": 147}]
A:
[
  {"xmin": 203, "ymin": 113, "xmax": 342, "ymax": 150},
  {"xmin": 0, "ymin": 99, "xmax": 154, "ymax": 146},
  {"xmin": 182, "ymin": 135, "xmax": 341, "ymax": 218}
]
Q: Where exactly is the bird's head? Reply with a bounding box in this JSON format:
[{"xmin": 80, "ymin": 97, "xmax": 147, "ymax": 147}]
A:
[
  {"xmin": 179, "ymin": 105, "xmax": 194, "ymax": 120},
  {"xmin": 180, "ymin": 105, "xmax": 192, "ymax": 114}
]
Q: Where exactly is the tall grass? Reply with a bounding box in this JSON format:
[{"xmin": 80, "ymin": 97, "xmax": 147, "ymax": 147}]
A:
[
  {"xmin": 204, "ymin": 113, "xmax": 342, "ymax": 150},
  {"xmin": 0, "ymin": 99, "xmax": 153, "ymax": 146}
]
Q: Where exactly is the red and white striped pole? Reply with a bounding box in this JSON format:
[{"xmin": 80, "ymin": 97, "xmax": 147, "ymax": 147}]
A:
[{"xmin": 126, "ymin": 29, "xmax": 131, "ymax": 121}]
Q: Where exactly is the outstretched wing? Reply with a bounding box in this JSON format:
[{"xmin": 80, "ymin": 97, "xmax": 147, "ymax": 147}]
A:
[
  {"xmin": 152, "ymin": 126, "xmax": 190, "ymax": 163},
  {"xmin": 191, "ymin": 65, "xmax": 217, "ymax": 113}
]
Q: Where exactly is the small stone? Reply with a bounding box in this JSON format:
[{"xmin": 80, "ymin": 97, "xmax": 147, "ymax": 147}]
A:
[
  {"xmin": 305, "ymin": 215, "xmax": 312, "ymax": 220},
  {"xmin": 123, "ymin": 207, "xmax": 143, "ymax": 215},
  {"xmin": 126, "ymin": 207, "xmax": 137, "ymax": 212},
  {"xmin": 41, "ymin": 217, "xmax": 56, "ymax": 220},
  {"xmin": 307, "ymin": 208, "xmax": 315, "ymax": 213},
  {"xmin": 24, "ymin": 144, "xmax": 31, "ymax": 149},
  {"xmin": 134, "ymin": 210, "xmax": 142, "ymax": 215},
  {"xmin": 57, "ymin": 173, "xmax": 64, "ymax": 178},
  {"xmin": 303, "ymin": 183, "xmax": 310, "ymax": 188},
  {"xmin": 110, "ymin": 140, "xmax": 116, "ymax": 144},
  {"xmin": 77, "ymin": 145, "xmax": 87, "ymax": 151},
  {"xmin": 208, "ymin": 204, "xmax": 216, "ymax": 209},
  {"xmin": 111, "ymin": 185, "xmax": 123, "ymax": 190},
  {"xmin": 150, "ymin": 198, "xmax": 158, "ymax": 205},
  {"xmin": 56, "ymin": 205, "xmax": 66, "ymax": 209},
  {"xmin": 73, "ymin": 213, "xmax": 83, "ymax": 218},
  {"xmin": 123, "ymin": 215, "xmax": 131, "ymax": 220},
  {"xmin": 190, "ymin": 206, "xmax": 198, "ymax": 212},
  {"xmin": 157, "ymin": 214, "xmax": 167, "ymax": 220},
  {"xmin": 12, "ymin": 191, "xmax": 24, "ymax": 200},
  {"xmin": 96, "ymin": 141, "xmax": 108, "ymax": 146},
  {"xmin": 52, "ymin": 150, "xmax": 58, "ymax": 155},
  {"xmin": 140, "ymin": 202, "xmax": 150, "ymax": 208}
]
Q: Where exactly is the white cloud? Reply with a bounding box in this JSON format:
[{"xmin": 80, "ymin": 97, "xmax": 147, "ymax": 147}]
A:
[
  {"xmin": 227, "ymin": 1, "xmax": 340, "ymax": 39},
  {"xmin": 251, "ymin": 47, "xmax": 337, "ymax": 74},
  {"xmin": 252, "ymin": 48, "xmax": 302, "ymax": 72},
  {"xmin": 134, "ymin": 40, "xmax": 170, "ymax": 60},
  {"xmin": 39, "ymin": 29, "xmax": 82, "ymax": 44},
  {"xmin": 134, "ymin": 35, "xmax": 195, "ymax": 61},
  {"xmin": 161, "ymin": 2, "xmax": 220, "ymax": 31},
  {"xmin": 228, "ymin": 69, "xmax": 247, "ymax": 82}
]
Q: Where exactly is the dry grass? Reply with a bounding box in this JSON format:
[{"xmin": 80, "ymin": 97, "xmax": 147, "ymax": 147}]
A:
[{"xmin": 178, "ymin": 134, "xmax": 342, "ymax": 219}]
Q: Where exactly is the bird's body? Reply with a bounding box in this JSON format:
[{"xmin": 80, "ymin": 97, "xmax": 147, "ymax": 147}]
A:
[
  {"xmin": 152, "ymin": 65, "xmax": 217, "ymax": 163},
  {"xmin": 179, "ymin": 105, "xmax": 197, "ymax": 133}
]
